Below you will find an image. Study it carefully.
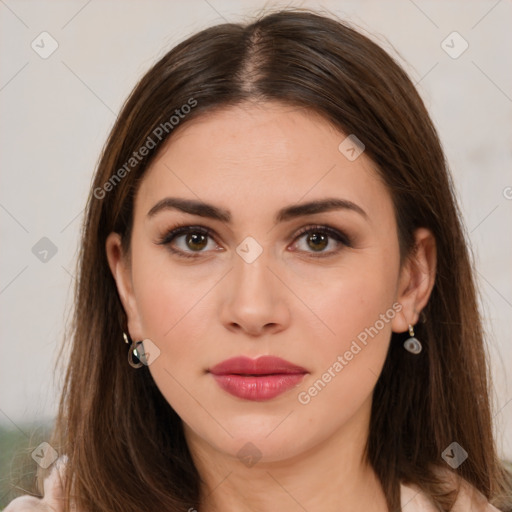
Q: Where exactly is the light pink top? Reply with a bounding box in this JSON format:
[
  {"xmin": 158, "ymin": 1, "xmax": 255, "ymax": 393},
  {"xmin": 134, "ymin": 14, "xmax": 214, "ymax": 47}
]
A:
[{"xmin": 400, "ymin": 481, "xmax": 503, "ymax": 511}]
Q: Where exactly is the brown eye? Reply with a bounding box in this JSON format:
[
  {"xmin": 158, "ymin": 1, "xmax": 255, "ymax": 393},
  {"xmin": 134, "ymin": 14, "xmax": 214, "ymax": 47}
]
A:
[
  {"xmin": 157, "ymin": 225, "xmax": 217, "ymax": 259},
  {"xmin": 305, "ymin": 232, "xmax": 329, "ymax": 252},
  {"xmin": 291, "ymin": 225, "xmax": 351, "ymax": 257},
  {"xmin": 184, "ymin": 232, "xmax": 208, "ymax": 251}
]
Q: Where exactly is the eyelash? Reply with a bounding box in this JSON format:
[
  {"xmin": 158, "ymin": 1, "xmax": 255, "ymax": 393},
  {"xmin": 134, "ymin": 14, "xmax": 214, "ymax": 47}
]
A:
[{"xmin": 156, "ymin": 223, "xmax": 352, "ymax": 259}]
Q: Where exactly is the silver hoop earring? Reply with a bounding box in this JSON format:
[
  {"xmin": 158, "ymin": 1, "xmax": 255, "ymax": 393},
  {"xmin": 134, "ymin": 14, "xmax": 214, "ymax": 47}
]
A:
[
  {"xmin": 123, "ymin": 332, "xmax": 144, "ymax": 368},
  {"xmin": 403, "ymin": 324, "xmax": 422, "ymax": 354}
]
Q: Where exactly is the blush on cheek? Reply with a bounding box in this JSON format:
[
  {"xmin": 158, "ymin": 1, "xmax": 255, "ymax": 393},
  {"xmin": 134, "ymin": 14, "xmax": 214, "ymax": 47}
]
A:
[{"xmin": 310, "ymin": 288, "xmax": 397, "ymax": 384}]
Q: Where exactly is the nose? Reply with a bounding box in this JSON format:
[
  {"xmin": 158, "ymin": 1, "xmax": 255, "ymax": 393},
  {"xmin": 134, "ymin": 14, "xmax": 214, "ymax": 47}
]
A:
[{"xmin": 219, "ymin": 250, "xmax": 291, "ymax": 337}]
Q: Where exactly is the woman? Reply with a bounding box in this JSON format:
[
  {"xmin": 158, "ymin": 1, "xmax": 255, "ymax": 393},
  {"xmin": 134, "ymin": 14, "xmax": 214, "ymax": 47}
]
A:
[{"xmin": 6, "ymin": 8, "xmax": 512, "ymax": 512}]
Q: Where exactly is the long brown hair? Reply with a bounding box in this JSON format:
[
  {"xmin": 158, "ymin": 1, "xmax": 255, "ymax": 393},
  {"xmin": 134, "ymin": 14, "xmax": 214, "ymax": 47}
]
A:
[{"xmin": 40, "ymin": 8, "xmax": 511, "ymax": 511}]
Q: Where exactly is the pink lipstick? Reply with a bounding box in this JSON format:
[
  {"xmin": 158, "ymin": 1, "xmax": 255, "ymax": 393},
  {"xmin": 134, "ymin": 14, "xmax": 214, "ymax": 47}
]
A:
[{"xmin": 208, "ymin": 356, "xmax": 307, "ymax": 401}]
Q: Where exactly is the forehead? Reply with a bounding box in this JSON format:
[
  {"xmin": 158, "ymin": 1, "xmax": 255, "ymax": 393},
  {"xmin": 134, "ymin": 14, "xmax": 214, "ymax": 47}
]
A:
[{"xmin": 136, "ymin": 102, "xmax": 393, "ymax": 225}]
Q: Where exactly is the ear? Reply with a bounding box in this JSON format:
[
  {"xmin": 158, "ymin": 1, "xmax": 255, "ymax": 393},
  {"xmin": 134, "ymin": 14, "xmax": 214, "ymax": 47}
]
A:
[
  {"xmin": 391, "ymin": 227, "xmax": 437, "ymax": 333},
  {"xmin": 105, "ymin": 232, "xmax": 144, "ymax": 341}
]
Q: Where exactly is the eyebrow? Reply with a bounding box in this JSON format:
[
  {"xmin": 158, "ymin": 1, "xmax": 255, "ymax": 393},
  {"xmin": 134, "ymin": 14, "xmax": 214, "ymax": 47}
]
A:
[{"xmin": 147, "ymin": 196, "xmax": 368, "ymax": 224}]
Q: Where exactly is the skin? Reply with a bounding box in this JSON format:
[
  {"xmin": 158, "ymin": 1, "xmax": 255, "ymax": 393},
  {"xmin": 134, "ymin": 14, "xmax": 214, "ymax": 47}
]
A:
[{"xmin": 105, "ymin": 101, "xmax": 436, "ymax": 512}]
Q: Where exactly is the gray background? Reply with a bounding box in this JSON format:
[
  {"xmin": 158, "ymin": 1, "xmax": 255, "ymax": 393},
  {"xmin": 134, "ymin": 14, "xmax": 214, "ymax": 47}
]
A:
[{"xmin": 1, "ymin": 0, "xmax": 511, "ymax": 460}]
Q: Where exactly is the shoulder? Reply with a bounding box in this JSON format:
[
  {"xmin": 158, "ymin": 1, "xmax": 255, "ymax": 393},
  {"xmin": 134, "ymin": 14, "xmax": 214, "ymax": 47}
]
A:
[{"xmin": 400, "ymin": 474, "xmax": 503, "ymax": 512}]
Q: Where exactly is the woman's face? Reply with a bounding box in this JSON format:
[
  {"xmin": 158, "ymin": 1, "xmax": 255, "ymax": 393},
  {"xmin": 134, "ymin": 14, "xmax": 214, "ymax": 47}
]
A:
[{"xmin": 107, "ymin": 101, "xmax": 432, "ymax": 466}]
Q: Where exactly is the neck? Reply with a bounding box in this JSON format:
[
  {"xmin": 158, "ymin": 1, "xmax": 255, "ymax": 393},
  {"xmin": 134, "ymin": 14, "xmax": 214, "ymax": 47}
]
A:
[{"xmin": 184, "ymin": 396, "xmax": 388, "ymax": 512}]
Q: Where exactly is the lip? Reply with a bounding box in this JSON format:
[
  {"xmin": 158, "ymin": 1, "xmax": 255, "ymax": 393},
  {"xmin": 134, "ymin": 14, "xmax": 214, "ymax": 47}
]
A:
[
  {"xmin": 208, "ymin": 356, "xmax": 308, "ymax": 401},
  {"xmin": 209, "ymin": 355, "xmax": 307, "ymax": 376}
]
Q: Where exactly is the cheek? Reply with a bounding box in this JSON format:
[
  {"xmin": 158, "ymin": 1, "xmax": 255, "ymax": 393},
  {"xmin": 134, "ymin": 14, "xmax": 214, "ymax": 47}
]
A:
[
  {"xmin": 298, "ymin": 251, "xmax": 399, "ymax": 349},
  {"xmin": 132, "ymin": 262, "xmax": 209, "ymax": 360},
  {"xmin": 293, "ymin": 253, "xmax": 399, "ymax": 406}
]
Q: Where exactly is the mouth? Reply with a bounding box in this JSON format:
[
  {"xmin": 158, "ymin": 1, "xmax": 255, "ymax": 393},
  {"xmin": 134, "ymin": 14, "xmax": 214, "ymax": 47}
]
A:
[{"xmin": 208, "ymin": 355, "xmax": 308, "ymax": 401}]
